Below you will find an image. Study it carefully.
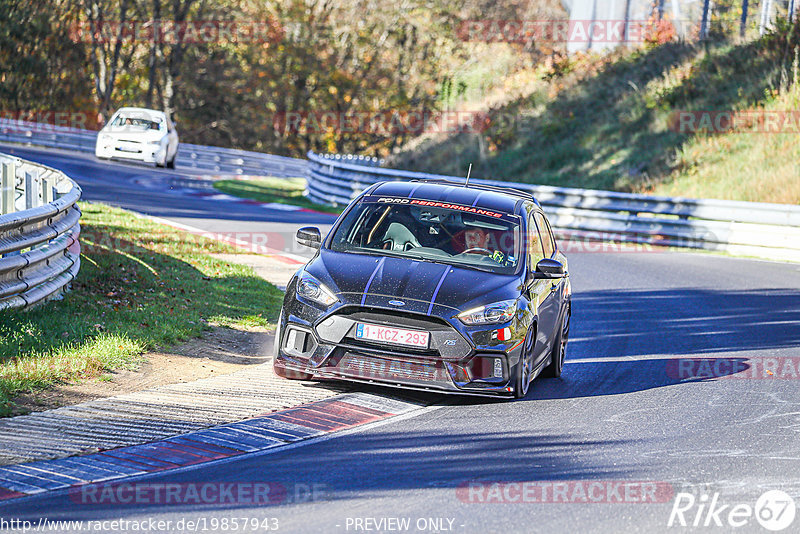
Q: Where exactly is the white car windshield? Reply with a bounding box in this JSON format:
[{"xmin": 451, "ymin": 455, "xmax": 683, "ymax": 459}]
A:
[
  {"xmin": 109, "ymin": 115, "xmax": 164, "ymax": 131},
  {"xmin": 330, "ymin": 195, "xmax": 522, "ymax": 274}
]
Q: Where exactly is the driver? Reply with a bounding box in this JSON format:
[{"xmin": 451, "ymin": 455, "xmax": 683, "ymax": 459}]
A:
[
  {"xmin": 462, "ymin": 227, "xmax": 505, "ymax": 264},
  {"xmin": 464, "ymin": 227, "xmax": 490, "ymax": 251}
]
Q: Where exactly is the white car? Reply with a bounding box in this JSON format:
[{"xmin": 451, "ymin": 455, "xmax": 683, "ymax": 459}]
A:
[{"xmin": 95, "ymin": 107, "xmax": 179, "ymax": 168}]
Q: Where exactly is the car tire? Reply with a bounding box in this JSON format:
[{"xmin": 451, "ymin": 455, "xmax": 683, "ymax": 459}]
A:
[
  {"xmin": 166, "ymin": 157, "xmax": 175, "ymax": 169},
  {"xmin": 514, "ymin": 327, "xmax": 536, "ymax": 399},
  {"xmin": 273, "ymin": 361, "xmax": 313, "ymax": 380},
  {"xmin": 542, "ymin": 308, "xmax": 570, "ymax": 378}
]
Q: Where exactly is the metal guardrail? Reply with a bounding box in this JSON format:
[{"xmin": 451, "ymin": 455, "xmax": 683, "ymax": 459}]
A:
[
  {"xmin": 0, "ymin": 117, "xmax": 307, "ymax": 178},
  {"xmin": 0, "ymin": 153, "xmax": 81, "ymax": 310},
  {"xmin": 307, "ymin": 151, "xmax": 800, "ymax": 262}
]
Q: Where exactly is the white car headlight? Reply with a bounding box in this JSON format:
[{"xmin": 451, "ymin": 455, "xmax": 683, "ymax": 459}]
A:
[
  {"xmin": 148, "ymin": 139, "xmax": 163, "ymax": 145},
  {"xmin": 296, "ymin": 273, "xmax": 337, "ymax": 307},
  {"xmin": 457, "ymin": 299, "xmax": 517, "ymax": 325}
]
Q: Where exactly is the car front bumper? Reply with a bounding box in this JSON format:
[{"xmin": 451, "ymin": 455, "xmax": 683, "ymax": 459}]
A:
[
  {"xmin": 275, "ymin": 306, "xmax": 524, "ymax": 397},
  {"xmin": 96, "ymin": 140, "xmax": 162, "ymax": 163}
]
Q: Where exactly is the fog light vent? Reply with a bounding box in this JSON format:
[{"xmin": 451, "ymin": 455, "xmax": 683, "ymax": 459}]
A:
[{"xmin": 283, "ymin": 327, "xmax": 317, "ymax": 359}]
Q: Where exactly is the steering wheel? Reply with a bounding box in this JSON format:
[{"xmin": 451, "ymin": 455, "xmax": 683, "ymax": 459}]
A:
[{"xmin": 461, "ymin": 247, "xmax": 493, "ymax": 256}]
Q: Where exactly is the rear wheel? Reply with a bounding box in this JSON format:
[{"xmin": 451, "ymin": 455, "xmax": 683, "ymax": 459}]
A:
[{"xmin": 542, "ymin": 307, "xmax": 570, "ymax": 378}]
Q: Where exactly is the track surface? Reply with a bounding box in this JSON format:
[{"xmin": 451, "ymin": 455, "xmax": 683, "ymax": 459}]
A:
[{"xmin": 2, "ymin": 144, "xmax": 800, "ymax": 533}]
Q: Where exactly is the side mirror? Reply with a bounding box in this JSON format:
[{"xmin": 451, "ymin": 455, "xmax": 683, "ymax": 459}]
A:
[
  {"xmin": 296, "ymin": 226, "xmax": 321, "ymax": 249},
  {"xmin": 534, "ymin": 258, "xmax": 565, "ymax": 279}
]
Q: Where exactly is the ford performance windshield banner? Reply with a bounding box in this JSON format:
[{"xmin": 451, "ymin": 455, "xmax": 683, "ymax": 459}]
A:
[{"xmin": 361, "ymin": 195, "xmax": 519, "ymax": 223}]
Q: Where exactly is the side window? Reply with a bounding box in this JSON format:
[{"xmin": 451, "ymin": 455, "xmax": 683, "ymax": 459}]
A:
[
  {"xmin": 534, "ymin": 212, "xmax": 555, "ymax": 258},
  {"xmin": 527, "ymin": 212, "xmax": 545, "ymax": 270},
  {"xmin": 543, "ymin": 216, "xmax": 558, "ymax": 254}
]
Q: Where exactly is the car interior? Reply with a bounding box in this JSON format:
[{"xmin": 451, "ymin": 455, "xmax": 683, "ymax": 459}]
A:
[{"xmin": 334, "ymin": 203, "xmax": 520, "ymax": 271}]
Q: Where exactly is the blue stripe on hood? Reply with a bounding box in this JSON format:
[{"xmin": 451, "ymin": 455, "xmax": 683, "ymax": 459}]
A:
[
  {"xmin": 360, "ymin": 257, "xmax": 385, "ymax": 306},
  {"xmin": 427, "ymin": 265, "xmax": 451, "ymax": 315}
]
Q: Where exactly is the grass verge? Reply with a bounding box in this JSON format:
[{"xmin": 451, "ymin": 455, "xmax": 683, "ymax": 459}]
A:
[
  {"xmin": 0, "ymin": 202, "xmax": 284, "ymax": 416},
  {"xmin": 213, "ymin": 177, "xmax": 343, "ymax": 214}
]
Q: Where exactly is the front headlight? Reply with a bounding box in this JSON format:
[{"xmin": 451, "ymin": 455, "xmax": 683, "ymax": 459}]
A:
[
  {"xmin": 296, "ymin": 273, "xmax": 337, "ymax": 307},
  {"xmin": 457, "ymin": 299, "xmax": 517, "ymax": 325},
  {"xmin": 148, "ymin": 139, "xmax": 163, "ymax": 145}
]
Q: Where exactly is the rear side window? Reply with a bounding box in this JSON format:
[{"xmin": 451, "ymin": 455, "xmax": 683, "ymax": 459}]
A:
[{"xmin": 533, "ymin": 212, "xmax": 555, "ymax": 258}]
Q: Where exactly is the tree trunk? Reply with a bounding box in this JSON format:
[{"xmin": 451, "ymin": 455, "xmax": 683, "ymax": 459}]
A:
[
  {"xmin": 699, "ymin": 0, "xmax": 713, "ymax": 40},
  {"xmin": 740, "ymin": 0, "xmax": 749, "ymax": 39},
  {"xmin": 145, "ymin": 0, "xmax": 162, "ymax": 108}
]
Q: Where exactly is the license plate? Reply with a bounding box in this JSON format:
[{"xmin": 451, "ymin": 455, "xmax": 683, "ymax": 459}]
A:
[
  {"xmin": 116, "ymin": 147, "xmax": 141, "ymax": 153},
  {"xmin": 355, "ymin": 323, "xmax": 429, "ymax": 348}
]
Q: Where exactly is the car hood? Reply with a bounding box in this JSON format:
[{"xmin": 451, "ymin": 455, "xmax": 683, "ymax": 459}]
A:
[{"xmin": 305, "ymin": 249, "xmax": 522, "ymax": 318}]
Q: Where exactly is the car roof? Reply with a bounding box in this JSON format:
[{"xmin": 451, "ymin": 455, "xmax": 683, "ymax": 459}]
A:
[
  {"xmin": 369, "ymin": 180, "xmax": 540, "ymax": 214},
  {"xmin": 114, "ymin": 107, "xmax": 166, "ymax": 116}
]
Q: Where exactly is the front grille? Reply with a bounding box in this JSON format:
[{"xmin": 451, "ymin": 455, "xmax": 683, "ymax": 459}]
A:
[
  {"xmin": 315, "ymin": 305, "xmax": 473, "ymax": 362},
  {"xmin": 333, "ymin": 352, "xmax": 450, "ymax": 383},
  {"xmin": 340, "ymin": 338, "xmax": 438, "ymax": 358},
  {"xmin": 332, "ymin": 307, "xmax": 462, "ymax": 358}
]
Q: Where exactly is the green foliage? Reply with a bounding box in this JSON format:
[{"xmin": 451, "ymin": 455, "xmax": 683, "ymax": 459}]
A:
[
  {"xmin": 0, "ymin": 0, "xmax": 91, "ymax": 117},
  {"xmin": 391, "ymin": 24, "xmax": 800, "ymax": 203}
]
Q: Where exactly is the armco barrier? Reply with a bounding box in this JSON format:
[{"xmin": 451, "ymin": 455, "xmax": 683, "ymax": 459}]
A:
[
  {"xmin": 307, "ymin": 151, "xmax": 800, "ymax": 262},
  {"xmin": 0, "ymin": 117, "xmax": 307, "ymax": 178},
  {"xmin": 0, "ymin": 153, "xmax": 81, "ymax": 310}
]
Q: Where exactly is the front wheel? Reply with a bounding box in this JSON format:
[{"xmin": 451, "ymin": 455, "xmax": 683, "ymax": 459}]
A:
[
  {"xmin": 514, "ymin": 328, "xmax": 536, "ymax": 399},
  {"xmin": 542, "ymin": 308, "xmax": 570, "ymax": 378}
]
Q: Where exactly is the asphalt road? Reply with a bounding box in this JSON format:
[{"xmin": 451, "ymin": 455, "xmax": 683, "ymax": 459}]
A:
[
  {"xmin": 0, "ymin": 144, "xmax": 336, "ymax": 261},
  {"xmin": 2, "ymin": 144, "xmax": 800, "ymax": 533}
]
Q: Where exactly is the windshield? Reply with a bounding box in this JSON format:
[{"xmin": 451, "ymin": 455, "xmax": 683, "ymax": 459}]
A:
[
  {"xmin": 329, "ymin": 195, "xmax": 522, "ymax": 274},
  {"xmin": 110, "ymin": 114, "xmax": 164, "ymax": 131}
]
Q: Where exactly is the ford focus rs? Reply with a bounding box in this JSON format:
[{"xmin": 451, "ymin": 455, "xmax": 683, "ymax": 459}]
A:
[{"xmin": 274, "ymin": 180, "xmax": 571, "ymax": 398}]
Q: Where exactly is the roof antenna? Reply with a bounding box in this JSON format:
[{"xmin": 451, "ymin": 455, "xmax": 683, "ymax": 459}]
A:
[{"xmin": 464, "ymin": 163, "xmax": 473, "ymax": 187}]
